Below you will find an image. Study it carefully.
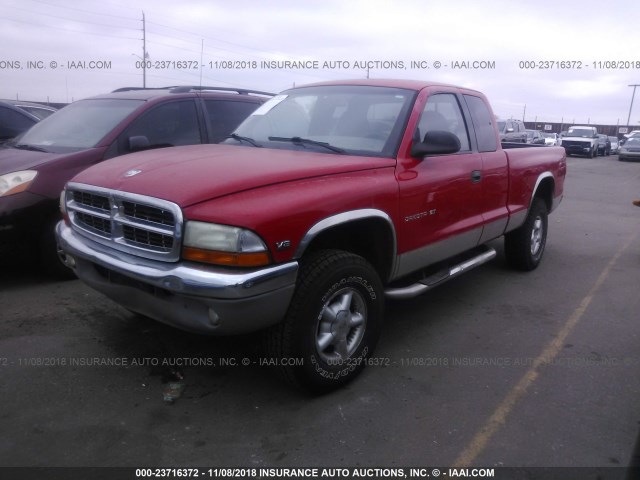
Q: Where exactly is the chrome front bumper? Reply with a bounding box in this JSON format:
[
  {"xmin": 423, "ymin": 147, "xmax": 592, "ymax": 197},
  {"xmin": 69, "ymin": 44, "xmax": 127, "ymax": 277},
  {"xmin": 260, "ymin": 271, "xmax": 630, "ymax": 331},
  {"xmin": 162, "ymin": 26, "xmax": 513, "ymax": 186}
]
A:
[{"xmin": 56, "ymin": 222, "xmax": 298, "ymax": 335}]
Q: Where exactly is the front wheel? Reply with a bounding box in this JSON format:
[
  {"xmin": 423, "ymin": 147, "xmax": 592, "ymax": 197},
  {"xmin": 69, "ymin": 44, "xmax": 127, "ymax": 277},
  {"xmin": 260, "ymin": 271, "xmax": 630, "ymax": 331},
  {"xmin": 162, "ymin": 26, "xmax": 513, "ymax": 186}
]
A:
[
  {"xmin": 504, "ymin": 198, "xmax": 548, "ymax": 271},
  {"xmin": 265, "ymin": 250, "xmax": 384, "ymax": 393}
]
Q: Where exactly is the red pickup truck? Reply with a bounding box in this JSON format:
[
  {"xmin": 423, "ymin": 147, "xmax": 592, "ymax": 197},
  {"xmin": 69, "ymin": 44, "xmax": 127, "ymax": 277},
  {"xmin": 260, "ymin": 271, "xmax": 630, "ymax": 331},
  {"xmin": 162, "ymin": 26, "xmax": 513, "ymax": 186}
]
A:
[{"xmin": 56, "ymin": 79, "xmax": 566, "ymax": 392}]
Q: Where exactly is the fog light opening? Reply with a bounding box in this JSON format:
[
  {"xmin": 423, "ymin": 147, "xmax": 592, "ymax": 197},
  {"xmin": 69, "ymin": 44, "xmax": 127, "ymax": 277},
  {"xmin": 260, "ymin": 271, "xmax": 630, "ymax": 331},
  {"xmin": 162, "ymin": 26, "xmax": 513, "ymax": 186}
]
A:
[
  {"xmin": 208, "ymin": 308, "xmax": 220, "ymax": 327},
  {"xmin": 59, "ymin": 251, "xmax": 76, "ymax": 269}
]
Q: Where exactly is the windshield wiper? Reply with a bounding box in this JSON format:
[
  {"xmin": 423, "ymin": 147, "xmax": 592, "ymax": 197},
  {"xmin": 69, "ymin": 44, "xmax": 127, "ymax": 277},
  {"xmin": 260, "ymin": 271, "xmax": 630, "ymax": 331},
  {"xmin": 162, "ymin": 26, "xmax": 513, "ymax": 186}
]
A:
[
  {"xmin": 13, "ymin": 143, "xmax": 49, "ymax": 153},
  {"xmin": 225, "ymin": 133, "xmax": 262, "ymax": 148},
  {"xmin": 268, "ymin": 136, "xmax": 345, "ymax": 154}
]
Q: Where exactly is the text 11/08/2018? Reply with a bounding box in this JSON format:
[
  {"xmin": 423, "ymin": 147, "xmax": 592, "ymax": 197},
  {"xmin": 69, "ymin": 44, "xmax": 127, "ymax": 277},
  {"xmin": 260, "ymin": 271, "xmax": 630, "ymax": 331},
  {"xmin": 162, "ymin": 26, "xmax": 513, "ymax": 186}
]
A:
[{"xmin": 519, "ymin": 60, "xmax": 640, "ymax": 69}]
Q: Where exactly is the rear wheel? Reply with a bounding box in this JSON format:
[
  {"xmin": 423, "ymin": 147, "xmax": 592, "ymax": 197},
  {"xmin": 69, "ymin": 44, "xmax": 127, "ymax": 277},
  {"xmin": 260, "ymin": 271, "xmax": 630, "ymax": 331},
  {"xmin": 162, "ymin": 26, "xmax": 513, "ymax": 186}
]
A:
[
  {"xmin": 504, "ymin": 198, "xmax": 548, "ymax": 271},
  {"xmin": 265, "ymin": 250, "xmax": 384, "ymax": 393}
]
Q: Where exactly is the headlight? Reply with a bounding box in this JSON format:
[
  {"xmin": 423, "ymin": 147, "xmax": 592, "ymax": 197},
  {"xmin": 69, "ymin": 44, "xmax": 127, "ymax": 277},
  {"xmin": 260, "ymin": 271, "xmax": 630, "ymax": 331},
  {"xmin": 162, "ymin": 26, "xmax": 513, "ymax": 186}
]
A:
[
  {"xmin": 182, "ymin": 221, "xmax": 270, "ymax": 267},
  {"xmin": 0, "ymin": 170, "xmax": 38, "ymax": 197},
  {"xmin": 60, "ymin": 189, "xmax": 71, "ymax": 225}
]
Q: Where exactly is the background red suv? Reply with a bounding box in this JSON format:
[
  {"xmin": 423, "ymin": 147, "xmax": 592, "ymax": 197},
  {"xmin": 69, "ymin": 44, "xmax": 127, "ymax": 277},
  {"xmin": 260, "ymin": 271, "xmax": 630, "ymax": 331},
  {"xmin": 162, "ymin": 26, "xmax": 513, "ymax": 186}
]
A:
[{"xmin": 0, "ymin": 86, "xmax": 271, "ymax": 277}]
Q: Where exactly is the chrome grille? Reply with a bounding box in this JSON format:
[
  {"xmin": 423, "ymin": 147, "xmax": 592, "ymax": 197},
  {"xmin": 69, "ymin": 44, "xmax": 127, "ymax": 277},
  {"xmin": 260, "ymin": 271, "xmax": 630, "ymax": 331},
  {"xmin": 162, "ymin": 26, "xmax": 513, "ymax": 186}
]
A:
[
  {"xmin": 122, "ymin": 225, "xmax": 174, "ymax": 249},
  {"xmin": 75, "ymin": 212, "xmax": 111, "ymax": 238},
  {"xmin": 73, "ymin": 191, "xmax": 110, "ymax": 211},
  {"xmin": 122, "ymin": 201, "xmax": 175, "ymax": 227},
  {"xmin": 562, "ymin": 140, "xmax": 589, "ymax": 148},
  {"xmin": 65, "ymin": 183, "xmax": 183, "ymax": 262}
]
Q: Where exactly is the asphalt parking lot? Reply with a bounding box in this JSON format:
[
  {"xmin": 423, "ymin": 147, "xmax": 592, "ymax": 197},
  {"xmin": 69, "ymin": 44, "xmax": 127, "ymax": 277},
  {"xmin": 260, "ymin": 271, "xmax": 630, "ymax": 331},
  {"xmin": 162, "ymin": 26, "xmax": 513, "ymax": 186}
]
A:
[{"xmin": 1, "ymin": 153, "xmax": 640, "ymax": 474}]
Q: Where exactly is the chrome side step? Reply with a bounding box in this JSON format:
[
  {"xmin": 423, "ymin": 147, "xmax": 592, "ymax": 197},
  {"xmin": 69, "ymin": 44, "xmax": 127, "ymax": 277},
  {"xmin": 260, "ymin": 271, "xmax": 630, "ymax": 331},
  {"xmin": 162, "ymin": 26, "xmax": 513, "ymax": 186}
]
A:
[{"xmin": 384, "ymin": 246, "xmax": 497, "ymax": 299}]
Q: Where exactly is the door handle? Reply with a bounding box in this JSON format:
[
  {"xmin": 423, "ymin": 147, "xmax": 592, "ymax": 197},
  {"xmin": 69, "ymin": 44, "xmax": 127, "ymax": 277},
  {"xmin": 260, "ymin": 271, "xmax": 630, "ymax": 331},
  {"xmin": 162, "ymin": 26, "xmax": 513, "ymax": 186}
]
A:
[{"xmin": 471, "ymin": 170, "xmax": 482, "ymax": 183}]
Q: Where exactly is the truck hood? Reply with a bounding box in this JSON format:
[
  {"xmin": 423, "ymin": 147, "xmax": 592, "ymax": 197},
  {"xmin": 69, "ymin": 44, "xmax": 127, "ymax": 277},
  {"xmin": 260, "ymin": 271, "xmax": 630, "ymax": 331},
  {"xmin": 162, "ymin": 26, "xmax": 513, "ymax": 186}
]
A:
[{"xmin": 70, "ymin": 144, "xmax": 396, "ymax": 207}]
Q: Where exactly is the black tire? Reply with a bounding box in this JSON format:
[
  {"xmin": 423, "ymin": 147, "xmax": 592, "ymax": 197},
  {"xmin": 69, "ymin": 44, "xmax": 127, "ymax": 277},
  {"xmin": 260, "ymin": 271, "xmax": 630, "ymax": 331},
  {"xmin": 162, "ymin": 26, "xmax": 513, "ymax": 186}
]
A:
[
  {"xmin": 265, "ymin": 250, "xmax": 384, "ymax": 393},
  {"xmin": 504, "ymin": 198, "xmax": 548, "ymax": 271},
  {"xmin": 40, "ymin": 214, "xmax": 77, "ymax": 280}
]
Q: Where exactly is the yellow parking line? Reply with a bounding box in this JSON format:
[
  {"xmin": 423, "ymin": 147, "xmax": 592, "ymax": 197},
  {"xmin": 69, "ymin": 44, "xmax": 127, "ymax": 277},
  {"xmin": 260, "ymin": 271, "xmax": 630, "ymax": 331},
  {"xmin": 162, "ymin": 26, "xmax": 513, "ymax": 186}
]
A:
[{"xmin": 453, "ymin": 231, "xmax": 639, "ymax": 467}]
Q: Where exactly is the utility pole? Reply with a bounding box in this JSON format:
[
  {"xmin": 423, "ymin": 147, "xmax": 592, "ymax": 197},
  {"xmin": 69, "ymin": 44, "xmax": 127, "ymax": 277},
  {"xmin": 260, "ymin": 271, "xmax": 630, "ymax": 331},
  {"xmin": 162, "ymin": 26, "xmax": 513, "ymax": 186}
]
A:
[
  {"xmin": 142, "ymin": 11, "xmax": 147, "ymax": 88},
  {"xmin": 627, "ymin": 84, "xmax": 639, "ymax": 127},
  {"xmin": 199, "ymin": 39, "xmax": 204, "ymax": 87},
  {"xmin": 522, "ymin": 104, "xmax": 526, "ymax": 122}
]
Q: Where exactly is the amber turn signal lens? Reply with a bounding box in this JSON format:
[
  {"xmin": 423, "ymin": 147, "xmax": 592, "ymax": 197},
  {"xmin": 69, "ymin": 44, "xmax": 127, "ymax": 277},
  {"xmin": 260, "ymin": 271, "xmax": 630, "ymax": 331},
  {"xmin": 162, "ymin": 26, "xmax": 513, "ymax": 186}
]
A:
[{"xmin": 182, "ymin": 247, "xmax": 270, "ymax": 267}]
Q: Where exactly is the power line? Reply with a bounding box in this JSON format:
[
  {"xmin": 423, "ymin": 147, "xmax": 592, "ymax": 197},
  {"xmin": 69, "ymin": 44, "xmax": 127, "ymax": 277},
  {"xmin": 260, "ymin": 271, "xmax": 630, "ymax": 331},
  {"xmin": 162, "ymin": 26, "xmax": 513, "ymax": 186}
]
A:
[
  {"xmin": 29, "ymin": 0, "xmax": 137, "ymax": 22},
  {"xmin": 8, "ymin": 4, "xmax": 139, "ymax": 32},
  {"xmin": 3, "ymin": 16, "xmax": 140, "ymax": 41}
]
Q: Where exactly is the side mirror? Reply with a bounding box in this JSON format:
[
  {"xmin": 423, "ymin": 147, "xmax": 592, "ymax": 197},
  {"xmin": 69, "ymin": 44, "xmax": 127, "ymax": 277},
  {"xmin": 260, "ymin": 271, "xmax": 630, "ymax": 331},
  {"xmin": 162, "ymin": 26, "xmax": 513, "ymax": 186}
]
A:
[
  {"xmin": 411, "ymin": 130, "xmax": 461, "ymax": 158},
  {"xmin": 128, "ymin": 135, "xmax": 150, "ymax": 152}
]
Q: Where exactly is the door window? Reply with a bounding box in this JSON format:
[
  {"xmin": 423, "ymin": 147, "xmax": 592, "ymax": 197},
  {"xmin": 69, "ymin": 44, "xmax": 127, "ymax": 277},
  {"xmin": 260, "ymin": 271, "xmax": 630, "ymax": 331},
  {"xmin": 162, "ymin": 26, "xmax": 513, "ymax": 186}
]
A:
[
  {"xmin": 416, "ymin": 93, "xmax": 470, "ymax": 151},
  {"xmin": 464, "ymin": 94, "xmax": 498, "ymax": 152},
  {"xmin": 121, "ymin": 100, "xmax": 201, "ymax": 151},
  {"xmin": 203, "ymin": 100, "xmax": 261, "ymax": 143}
]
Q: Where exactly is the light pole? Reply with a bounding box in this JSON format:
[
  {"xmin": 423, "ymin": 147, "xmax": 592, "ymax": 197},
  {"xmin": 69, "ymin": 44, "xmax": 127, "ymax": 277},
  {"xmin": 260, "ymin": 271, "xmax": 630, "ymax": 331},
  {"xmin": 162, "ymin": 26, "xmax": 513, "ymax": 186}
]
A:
[
  {"xmin": 142, "ymin": 11, "xmax": 147, "ymax": 88},
  {"xmin": 627, "ymin": 84, "xmax": 639, "ymax": 127}
]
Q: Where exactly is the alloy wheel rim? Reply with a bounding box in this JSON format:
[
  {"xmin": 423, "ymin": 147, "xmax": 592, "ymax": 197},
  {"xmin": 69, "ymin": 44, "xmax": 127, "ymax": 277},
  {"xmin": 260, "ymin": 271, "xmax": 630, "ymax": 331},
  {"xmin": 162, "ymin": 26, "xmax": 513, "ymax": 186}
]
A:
[
  {"xmin": 315, "ymin": 287, "xmax": 367, "ymax": 363},
  {"xmin": 530, "ymin": 216, "xmax": 543, "ymax": 256}
]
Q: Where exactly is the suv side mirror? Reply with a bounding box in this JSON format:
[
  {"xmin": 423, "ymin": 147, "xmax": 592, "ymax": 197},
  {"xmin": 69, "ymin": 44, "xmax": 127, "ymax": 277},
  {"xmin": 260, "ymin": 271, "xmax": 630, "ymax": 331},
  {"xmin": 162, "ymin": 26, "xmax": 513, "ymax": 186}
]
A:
[
  {"xmin": 411, "ymin": 130, "xmax": 461, "ymax": 158},
  {"xmin": 128, "ymin": 135, "xmax": 150, "ymax": 152}
]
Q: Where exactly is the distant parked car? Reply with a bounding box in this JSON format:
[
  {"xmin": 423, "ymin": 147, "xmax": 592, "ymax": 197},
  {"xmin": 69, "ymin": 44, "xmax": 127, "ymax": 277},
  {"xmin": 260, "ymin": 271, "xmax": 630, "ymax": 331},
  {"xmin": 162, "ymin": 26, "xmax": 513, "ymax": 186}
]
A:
[
  {"xmin": 0, "ymin": 86, "xmax": 271, "ymax": 277},
  {"xmin": 0, "ymin": 100, "xmax": 57, "ymax": 143},
  {"xmin": 497, "ymin": 118, "xmax": 527, "ymax": 143},
  {"xmin": 608, "ymin": 136, "xmax": 619, "ymax": 154},
  {"xmin": 542, "ymin": 132, "xmax": 559, "ymax": 146},
  {"xmin": 596, "ymin": 134, "xmax": 610, "ymax": 156},
  {"xmin": 620, "ymin": 131, "xmax": 640, "ymax": 146},
  {"xmin": 618, "ymin": 137, "xmax": 640, "ymax": 162},
  {"xmin": 561, "ymin": 125, "xmax": 599, "ymax": 157},
  {"xmin": 8, "ymin": 100, "xmax": 58, "ymax": 120},
  {"xmin": 525, "ymin": 129, "xmax": 546, "ymax": 145}
]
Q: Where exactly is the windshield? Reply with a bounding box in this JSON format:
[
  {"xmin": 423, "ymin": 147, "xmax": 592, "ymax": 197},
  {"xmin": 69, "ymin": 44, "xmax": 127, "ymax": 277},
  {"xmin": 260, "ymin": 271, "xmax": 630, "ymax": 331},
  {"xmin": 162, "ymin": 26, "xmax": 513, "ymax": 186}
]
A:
[
  {"xmin": 567, "ymin": 128, "xmax": 595, "ymax": 138},
  {"xmin": 542, "ymin": 133, "xmax": 555, "ymax": 138},
  {"xmin": 625, "ymin": 138, "xmax": 640, "ymax": 145},
  {"xmin": 16, "ymin": 98, "xmax": 143, "ymax": 153},
  {"xmin": 226, "ymin": 85, "xmax": 415, "ymax": 157}
]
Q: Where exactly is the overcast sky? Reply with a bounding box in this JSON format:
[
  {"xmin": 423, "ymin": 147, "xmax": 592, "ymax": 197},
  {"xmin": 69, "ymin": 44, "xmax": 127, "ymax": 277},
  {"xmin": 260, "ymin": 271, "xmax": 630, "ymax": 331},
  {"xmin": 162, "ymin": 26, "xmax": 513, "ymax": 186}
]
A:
[{"xmin": 2, "ymin": 0, "xmax": 640, "ymax": 127}]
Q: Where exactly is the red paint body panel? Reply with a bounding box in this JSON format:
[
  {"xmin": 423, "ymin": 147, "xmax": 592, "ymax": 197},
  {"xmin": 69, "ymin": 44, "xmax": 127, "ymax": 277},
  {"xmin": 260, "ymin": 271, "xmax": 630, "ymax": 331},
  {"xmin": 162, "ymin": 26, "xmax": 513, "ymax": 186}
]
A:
[
  {"xmin": 184, "ymin": 167, "xmax": 400, "ymax": 263},
  {"xmin": 72, "ymin": 144, "xmax": 397, "ymax": 208}
]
